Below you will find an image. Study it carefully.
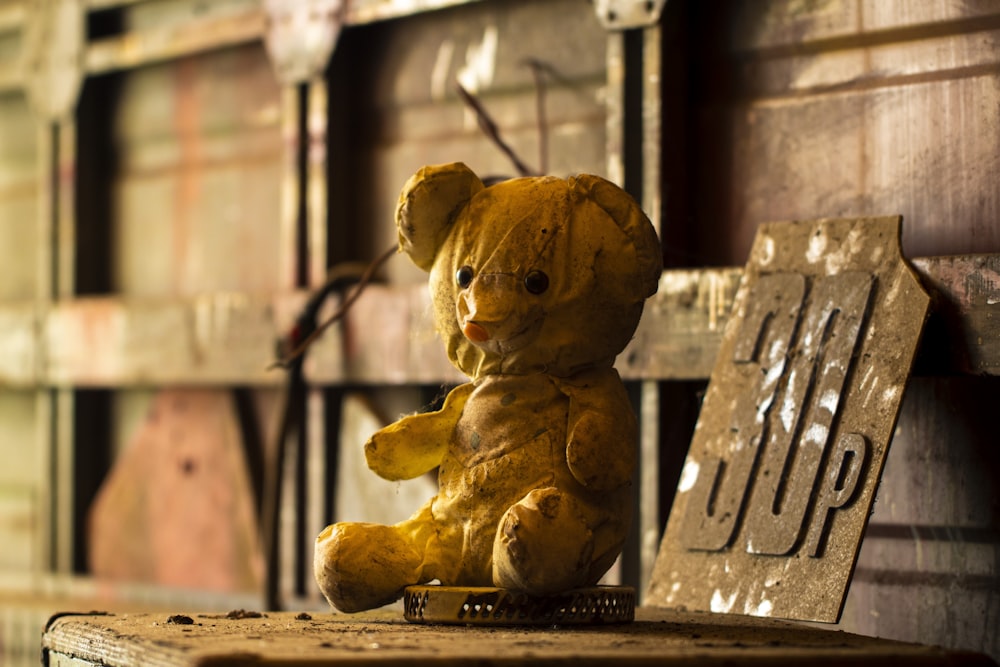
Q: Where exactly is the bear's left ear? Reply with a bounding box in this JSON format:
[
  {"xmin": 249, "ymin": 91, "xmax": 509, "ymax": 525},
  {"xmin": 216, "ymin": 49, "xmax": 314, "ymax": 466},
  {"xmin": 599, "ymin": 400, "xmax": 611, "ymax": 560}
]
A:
[
  {"xmin": 571, "ymin": 174, "xmax": 663, "ymax": 297},
  {"xmin": 395, "ymin": 162, "xmax": 484, "ymax": 271}
]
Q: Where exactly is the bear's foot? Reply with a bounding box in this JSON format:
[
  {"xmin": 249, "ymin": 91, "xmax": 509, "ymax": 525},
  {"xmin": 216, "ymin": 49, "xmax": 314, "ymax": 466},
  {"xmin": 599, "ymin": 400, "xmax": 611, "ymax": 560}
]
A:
[
  {"xmin": 491, "ymin": 487, "xmax": 597, "ymax": 595},
  {"xmin": 314, "ymin": 522, "xmax": 423, "ymax": 613}
]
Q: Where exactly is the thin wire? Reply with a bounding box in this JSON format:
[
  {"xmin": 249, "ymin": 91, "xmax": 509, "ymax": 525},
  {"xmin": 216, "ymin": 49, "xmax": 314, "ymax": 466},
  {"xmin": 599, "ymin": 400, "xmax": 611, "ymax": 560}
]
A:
[
  {"xmin": 269, "ymin": 244, "xmax": 397, "ymax": 369},
  {"xmin": 456, "ymin": 82, "xmax": 538, "ymax": 178},
  {"xmin": 522, "ymin": 58, "xmax": 549, "ymax": 175}
]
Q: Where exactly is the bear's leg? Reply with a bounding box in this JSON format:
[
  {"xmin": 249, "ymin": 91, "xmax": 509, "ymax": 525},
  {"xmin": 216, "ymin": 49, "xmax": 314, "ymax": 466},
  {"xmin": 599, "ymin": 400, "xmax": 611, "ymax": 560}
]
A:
[
  {"xmin": 491, "ymin": 487, "xmax": 598, "ymax": 595},
  {"xmin": 314, "ymin": 520, "xmax": 426, "ymax": 613}
]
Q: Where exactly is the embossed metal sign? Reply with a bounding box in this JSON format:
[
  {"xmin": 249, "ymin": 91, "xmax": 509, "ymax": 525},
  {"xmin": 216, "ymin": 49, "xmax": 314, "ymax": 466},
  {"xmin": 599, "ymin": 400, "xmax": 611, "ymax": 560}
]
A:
[{"xmin": 647, "ymin": 216, "xmax": 930, "ymax": 623}]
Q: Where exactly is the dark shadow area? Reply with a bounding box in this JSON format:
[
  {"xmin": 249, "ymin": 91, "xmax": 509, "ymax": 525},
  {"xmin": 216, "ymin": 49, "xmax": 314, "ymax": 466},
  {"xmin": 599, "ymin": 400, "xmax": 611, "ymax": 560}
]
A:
[
  {"xmin": 75, "ymin": 73, "xmax": 121, "ymax": 295},
  {"xmin": 73, "ymin": 389, "xmax": 112, "ymax": 574}
]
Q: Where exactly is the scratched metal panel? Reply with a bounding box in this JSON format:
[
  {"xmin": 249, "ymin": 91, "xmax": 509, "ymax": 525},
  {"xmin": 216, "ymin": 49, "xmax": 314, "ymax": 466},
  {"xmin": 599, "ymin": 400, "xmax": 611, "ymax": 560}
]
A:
[{"xmin": 327, "ymin": 0, "xmax": 608, "ymax": 284}]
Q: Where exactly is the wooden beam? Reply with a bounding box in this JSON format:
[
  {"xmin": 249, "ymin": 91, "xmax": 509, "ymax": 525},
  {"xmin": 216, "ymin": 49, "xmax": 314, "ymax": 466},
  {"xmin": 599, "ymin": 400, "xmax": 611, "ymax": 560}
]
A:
[
  {"xmin": 81, "ymin": 1, "xmax": 486, "ymax": 77},
  {"xmin": 42, "ymin": 292, "xmax": 306, "ymax": 387},
  {"xmin": 0, "ymin": 255, "xmax": 996, "ymax": 388},
  {"xmin": 85, "ymin": 8, "xmax": 267, "ymax": 75}
]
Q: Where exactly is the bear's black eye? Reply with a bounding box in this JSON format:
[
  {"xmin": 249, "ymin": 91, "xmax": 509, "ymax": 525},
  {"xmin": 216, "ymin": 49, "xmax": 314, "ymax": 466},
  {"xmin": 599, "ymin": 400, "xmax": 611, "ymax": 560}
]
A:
[
  {"xmin": 524, "ymin": 269, "xmax": 549, "ymax": 295},
  {"xmin": 456, "ymin": 265, "xmax": 474, "ymax": 288}
]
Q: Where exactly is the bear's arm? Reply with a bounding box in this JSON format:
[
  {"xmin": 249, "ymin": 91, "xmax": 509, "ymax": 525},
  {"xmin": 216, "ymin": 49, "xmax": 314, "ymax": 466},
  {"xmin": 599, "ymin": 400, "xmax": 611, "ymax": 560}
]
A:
[
  {"xmin": 555, "ymin": 368, "xmax": 637, "ymax": 492},
  {"xmin": 363, "ymin": 382, "xmax": 473, "ymax": 481}
]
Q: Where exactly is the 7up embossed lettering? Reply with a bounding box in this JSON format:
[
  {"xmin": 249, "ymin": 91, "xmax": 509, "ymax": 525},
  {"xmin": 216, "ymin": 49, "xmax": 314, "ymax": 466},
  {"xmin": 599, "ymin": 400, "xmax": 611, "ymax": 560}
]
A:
[{"xmin": 648, "ymin": 217, "xmax": 930, "ymax": 623}]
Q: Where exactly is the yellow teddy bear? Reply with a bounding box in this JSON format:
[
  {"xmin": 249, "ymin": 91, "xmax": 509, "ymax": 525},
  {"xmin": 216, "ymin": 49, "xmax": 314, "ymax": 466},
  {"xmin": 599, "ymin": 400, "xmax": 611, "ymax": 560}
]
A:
[{"xmin": 314, "ymin": 162, "xmax": 662, "ymax": 612}]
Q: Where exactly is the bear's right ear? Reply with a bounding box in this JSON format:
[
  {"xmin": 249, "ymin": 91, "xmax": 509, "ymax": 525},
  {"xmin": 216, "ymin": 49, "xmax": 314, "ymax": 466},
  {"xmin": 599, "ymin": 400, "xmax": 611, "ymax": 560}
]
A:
[{"xmin": 395, "ymin": 162, "xmax": 484, "ymax": 271}]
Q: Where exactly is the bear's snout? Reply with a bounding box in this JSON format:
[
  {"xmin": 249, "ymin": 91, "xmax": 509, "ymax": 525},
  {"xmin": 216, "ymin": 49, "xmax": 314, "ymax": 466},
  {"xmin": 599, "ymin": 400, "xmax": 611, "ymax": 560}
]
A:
[{"xmin": 457, "ymin": 273, "xmax": 522, "ymax": 343}]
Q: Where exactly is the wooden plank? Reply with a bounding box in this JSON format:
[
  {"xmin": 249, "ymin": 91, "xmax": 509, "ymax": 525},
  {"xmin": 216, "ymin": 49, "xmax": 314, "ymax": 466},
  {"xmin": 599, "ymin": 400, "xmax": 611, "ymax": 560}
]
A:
[
  {"xmin": 0, "ymin": 255, "xmax": 996, "ymax": 387},
  {"xmin": 0, "ymin": 572, "xmax": 262, "ymax": 667},
  {"xmin": 111, "ymin": 43, "xmax": 285, "ymax": 297},
  {"xmin": 729, "ymin": 0, "xmax": 1000, "ymax": 53},
  {"xmin": 699, "ymin": 4, "xmax": 1000, "ymax": 657},
  {"xmin": 85, "ymin": 7, "xmax": 267, "ymax": 75},
  {"xmin": 842, "ymin": 374, "xmax": 1000, "ymax": 660},
  {"xmin": 618, "ymin": 267, "xmax": 744, "ymax": 381},
  {"xmin": 40, "ymin": 608, "xmax": 992, "ymax": 666},
  {"xmin": 696, "ymin": 8, "xmax": 1000, "ymax": 267},
  {"xmin": 304, "ymin": 283, "xmax": 466, "ymax": 385},
  {"xmin": 43, "ymin": 293, "xmax": 305, "ymax": 387},
  {"xmin": 75, "ymin": 0, "xmax": 488, "ymax": 78}
]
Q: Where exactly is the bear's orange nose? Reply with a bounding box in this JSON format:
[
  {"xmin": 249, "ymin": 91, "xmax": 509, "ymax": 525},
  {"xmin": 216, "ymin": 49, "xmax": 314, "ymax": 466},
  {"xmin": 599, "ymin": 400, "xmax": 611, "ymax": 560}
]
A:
[{"xmin": 462, "ymin": 321, "xmax": 490, "ymax": 342}]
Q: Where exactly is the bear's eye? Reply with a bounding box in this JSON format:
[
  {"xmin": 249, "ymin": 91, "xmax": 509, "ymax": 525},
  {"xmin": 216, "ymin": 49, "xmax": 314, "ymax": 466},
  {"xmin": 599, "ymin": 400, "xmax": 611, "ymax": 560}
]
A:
[
  {"xmin": 524, "ymin": 270, "xmax": 549, "ymax": 295},
  {"xmin": 456, "ymin": 265, "xmax": 474, "ymax": 288}
]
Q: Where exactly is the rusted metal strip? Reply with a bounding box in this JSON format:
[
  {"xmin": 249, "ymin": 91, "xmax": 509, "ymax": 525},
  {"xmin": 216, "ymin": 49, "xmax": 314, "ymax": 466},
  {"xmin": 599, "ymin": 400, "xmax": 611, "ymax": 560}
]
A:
[{"xmin": 0, "ymin": 256, "xmax": 996, "ymax": 388}]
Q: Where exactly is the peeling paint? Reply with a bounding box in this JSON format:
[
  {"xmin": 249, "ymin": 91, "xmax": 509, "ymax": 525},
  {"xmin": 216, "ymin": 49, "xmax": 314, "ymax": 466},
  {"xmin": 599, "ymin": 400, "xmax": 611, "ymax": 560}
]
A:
[
  {"xmin": 760, "ymin": 235, "xmax": 775, "ymax": 265},
  {"xmin": 804, "ymin": 423, "xmax": 828, "ymax": 447},
  {"xmin": 806, "ymin": 230, "xmax": 827, "ymax": 264},
  {"xmin": 710, "ymin": 588, "xmax": 738, "ymax": 613},
  {"xmin": 819, "ymin": 388, "xmax": 839, "ymax": 414},
  {"xmin": 780, "ymin": 369, "xmax": 799, "ymax": 431},
  {"xmin": 748, "ymin": 599, "xmax": 774, "ymax": 616},
  {"xmin": 677, "ymin": 460, "xmax": 699, "ymax": 493}
]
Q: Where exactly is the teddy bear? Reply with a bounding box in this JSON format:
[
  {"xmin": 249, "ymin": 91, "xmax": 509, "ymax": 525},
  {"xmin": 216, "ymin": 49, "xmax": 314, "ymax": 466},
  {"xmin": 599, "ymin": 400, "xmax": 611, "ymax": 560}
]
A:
[{"xmin": 313, "ymin": 162, "xmax": 662, "ymax": 613}]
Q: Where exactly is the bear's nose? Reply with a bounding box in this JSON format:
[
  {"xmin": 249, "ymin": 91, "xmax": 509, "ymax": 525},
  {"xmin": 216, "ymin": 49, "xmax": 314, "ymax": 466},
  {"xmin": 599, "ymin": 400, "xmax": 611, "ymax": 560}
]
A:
[
  {"xmin": 458, "ymin": 273, "xmax": 518, "ymax": 342},
  {"xmin": 462, "ymin": 321, "xmax": 491, "ymax": 342}
]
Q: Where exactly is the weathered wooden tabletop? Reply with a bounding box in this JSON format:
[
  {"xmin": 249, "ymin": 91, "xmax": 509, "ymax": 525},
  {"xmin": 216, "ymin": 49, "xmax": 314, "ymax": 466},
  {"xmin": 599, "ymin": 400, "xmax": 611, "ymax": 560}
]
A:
[{"xmin": 41, "ymin": 607, "xmax": 996, "ymax": 666}]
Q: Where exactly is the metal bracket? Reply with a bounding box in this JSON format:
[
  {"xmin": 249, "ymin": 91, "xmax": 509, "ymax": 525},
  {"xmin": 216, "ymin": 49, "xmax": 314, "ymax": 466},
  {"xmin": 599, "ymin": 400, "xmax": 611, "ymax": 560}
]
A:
[
  {"xmin": 21, "ymin": 0, "xmax": 85, "ymax": 120},
  {"xmin": 264, "ymin": 0, "xmax": 345, "ymax": 84},
  {"xmin": 593, "ymin": 0, "xmax": 666, "ymax": 30}
]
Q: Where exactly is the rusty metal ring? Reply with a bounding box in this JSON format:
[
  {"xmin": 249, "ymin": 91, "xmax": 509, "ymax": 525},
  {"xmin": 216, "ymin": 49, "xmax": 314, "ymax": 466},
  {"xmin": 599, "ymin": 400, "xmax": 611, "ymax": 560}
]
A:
[{"xmin": 403, "ymin": 585, "xmax": 635, "ymax": 626}]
